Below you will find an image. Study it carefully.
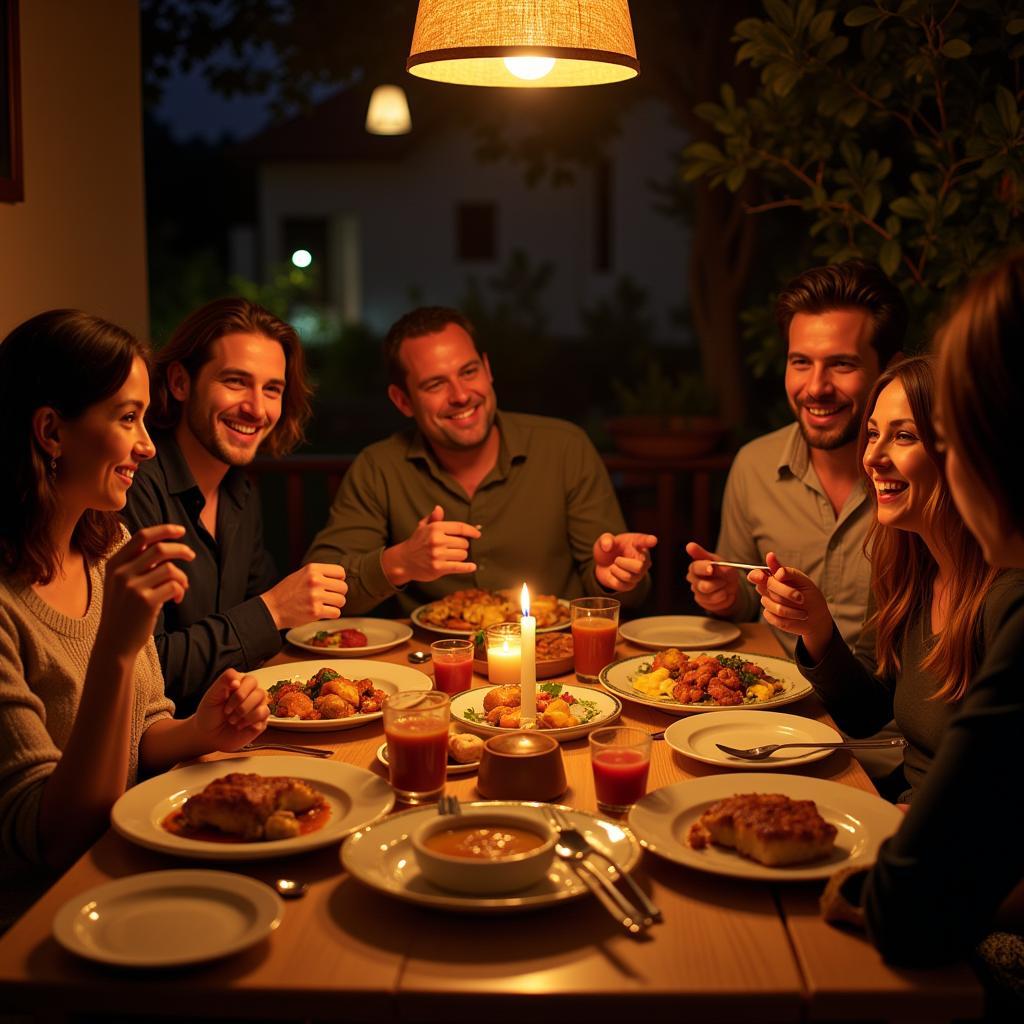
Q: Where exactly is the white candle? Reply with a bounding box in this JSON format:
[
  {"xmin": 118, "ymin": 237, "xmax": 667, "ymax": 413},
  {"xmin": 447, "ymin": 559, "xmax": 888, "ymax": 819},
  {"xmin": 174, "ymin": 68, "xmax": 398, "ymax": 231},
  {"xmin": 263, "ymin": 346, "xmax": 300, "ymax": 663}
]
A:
[
  {"xmin": 520, "ymin": 583, "xmax": 536, "ymax": 726},
  {"xmin": 487, "ymin": 638, "xmax": 521, "ymax": 684}
]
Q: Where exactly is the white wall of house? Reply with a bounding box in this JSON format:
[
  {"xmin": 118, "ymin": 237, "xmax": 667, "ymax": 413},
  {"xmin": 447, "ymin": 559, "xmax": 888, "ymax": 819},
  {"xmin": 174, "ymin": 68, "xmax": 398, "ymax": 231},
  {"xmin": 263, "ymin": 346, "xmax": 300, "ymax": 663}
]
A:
[
  {"xmin": 0, "ymin": 0, "xmax": 148, "ymax": 339},
  {"xmin": 255, "ymin": 98, "xmax": 688, "ymax": 342}
]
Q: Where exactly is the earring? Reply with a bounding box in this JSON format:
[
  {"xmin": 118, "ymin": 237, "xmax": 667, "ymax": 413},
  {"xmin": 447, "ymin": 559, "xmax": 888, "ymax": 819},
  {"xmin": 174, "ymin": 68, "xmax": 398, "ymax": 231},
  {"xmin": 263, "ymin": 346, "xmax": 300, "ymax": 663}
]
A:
[{"xmin": 49, "ymin": 456, "xmax": 58, "ymax": 475}]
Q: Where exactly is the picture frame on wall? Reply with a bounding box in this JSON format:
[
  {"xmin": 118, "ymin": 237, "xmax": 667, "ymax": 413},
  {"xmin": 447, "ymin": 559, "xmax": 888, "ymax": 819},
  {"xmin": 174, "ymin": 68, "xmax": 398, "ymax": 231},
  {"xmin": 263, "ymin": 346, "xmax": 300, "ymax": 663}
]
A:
[{"xmin": 0, "ymin": 0, "xmax": 23, "ymax": 203}]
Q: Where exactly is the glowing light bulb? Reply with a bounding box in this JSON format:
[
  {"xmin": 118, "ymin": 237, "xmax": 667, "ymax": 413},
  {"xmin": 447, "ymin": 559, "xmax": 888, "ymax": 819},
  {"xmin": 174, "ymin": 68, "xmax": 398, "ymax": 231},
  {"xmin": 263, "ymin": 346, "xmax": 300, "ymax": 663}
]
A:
[
  {"xmin": 503, "ymin": 56, "xmax": 556, "ymax": 81},
  {"xmin": 291, "ymin": 249, "xmax": 312, "ymax": 269}
]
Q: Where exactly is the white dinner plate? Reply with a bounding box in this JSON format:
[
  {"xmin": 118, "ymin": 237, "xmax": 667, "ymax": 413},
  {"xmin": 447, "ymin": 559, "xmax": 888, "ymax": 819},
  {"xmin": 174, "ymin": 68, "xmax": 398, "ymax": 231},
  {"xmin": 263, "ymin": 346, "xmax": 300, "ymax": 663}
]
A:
[
  {"xmin": 342, "ymin": 801, "xmax": 641, "ymax": 912},
  {"xmin": 411, "ymin": 599, "xmax": 571, "ymax": 637},
  {"xmin": 599, "ymin": 651, "xmax": 813, "ymax": 716},
  {"xmin": 285, "ymin": 618, "xmax": 413, "ymax": 657},
  {"xmin": 628, "ymin": 774, "xmax": 903, "ymax": 882},
  {"xmin": 250, "ymin": 659, "xmax": 431, "ymax": 732},
  {"xmin": 449, "ymin": 682, "xmax": 621, "ymax": 742},
  {"xmin": 618, "ymin": 615, "xmax": 741, "ymax": 650},
  {"xmin": 663, "ymin": 710, "xmax": 842, "ymax": 769},
  {"xmin": 53, "ymin": 870, "xmax": 283, "ymax": 968},
  {"xmin": 376, "ymin": 741, "xmax": 480, "ymax": 777},
  {"xmin": 111, "ymin": 756, "xmax": 395, "ymax": 860}
]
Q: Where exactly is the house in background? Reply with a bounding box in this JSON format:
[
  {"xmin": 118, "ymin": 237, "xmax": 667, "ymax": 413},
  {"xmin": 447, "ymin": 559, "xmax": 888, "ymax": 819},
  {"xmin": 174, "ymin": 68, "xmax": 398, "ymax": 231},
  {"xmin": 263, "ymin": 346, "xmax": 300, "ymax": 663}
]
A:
[{"xmin": 233, "ymin": 85, "xmax": 690, "ymax": 343}]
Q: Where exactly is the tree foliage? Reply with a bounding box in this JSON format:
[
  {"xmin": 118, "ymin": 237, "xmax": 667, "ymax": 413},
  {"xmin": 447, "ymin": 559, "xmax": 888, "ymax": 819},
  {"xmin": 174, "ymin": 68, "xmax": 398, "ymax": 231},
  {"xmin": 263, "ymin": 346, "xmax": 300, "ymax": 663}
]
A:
[{"xmin": 682, "ymin": 0, "xmax": 1024, "ymax": 355}]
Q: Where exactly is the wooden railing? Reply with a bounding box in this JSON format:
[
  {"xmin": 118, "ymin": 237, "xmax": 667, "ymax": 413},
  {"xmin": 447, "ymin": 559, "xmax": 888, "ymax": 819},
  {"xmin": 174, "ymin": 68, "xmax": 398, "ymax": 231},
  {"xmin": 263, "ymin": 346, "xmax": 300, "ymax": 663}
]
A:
[{"xmin": 247, "ymin": 451, "xmax": 735, "ymax": 613}]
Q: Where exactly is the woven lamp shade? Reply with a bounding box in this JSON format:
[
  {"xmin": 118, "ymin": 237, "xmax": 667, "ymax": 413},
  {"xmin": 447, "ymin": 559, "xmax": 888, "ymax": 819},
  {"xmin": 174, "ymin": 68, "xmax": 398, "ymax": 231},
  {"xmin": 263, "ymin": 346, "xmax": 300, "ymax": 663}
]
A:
[{"xmin": 407, "ymin": 0, "xmax": 638, "ymax": 87}]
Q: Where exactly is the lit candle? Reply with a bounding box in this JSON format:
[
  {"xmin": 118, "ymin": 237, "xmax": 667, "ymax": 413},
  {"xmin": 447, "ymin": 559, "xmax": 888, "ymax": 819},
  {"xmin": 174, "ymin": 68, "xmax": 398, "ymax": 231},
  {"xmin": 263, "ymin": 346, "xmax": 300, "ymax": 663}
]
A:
[
  {"xmin": 520, "ymin": 583, "xmax": 536, "ymax": 726},
  {"xmin": 487, "ymin": 638, "xmax": 521, "ymax": 685}
]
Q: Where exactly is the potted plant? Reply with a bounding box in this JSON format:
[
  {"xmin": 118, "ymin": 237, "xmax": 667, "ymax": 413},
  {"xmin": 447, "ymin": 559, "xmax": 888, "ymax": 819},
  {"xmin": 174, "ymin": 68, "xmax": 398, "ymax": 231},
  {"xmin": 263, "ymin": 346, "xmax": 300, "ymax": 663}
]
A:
[{"xmin": 607, "ymin": 362, "xmax": 726, "ymax": 459}]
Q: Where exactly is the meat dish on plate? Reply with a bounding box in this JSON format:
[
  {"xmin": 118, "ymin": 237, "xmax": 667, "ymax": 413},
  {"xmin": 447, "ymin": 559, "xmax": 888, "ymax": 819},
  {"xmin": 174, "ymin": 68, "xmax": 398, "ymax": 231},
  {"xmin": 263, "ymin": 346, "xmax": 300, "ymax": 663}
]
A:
[
  {"xmin": 308, "ymin": 627, "xmax": 368, "ymax": 649},
  {"xmin": 632, "ymin": 649, "xmax": 785, "ymax": 707},
  {"xmin": 268, "ymin": 666, "xmax": 386, "ymax": 721},
  {"xmin": 418, "ymin": 588, "xmax": 568, "ymax": 631}
]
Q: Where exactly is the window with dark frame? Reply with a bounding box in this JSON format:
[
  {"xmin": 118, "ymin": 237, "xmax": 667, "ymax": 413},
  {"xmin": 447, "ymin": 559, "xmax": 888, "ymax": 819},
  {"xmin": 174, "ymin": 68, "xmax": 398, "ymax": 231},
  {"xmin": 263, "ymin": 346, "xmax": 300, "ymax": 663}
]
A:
[{"xmin": 456, "ymin": 202, "xmax": 497, "ymax": 262}]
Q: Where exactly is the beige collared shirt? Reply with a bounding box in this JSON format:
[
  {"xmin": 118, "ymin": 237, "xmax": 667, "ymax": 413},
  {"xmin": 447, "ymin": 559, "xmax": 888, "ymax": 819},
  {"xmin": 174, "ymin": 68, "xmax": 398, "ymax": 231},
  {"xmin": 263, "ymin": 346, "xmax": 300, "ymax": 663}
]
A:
[{"xmin": 715, "ymin": 423, "xmax": 873, "ymax": 658}]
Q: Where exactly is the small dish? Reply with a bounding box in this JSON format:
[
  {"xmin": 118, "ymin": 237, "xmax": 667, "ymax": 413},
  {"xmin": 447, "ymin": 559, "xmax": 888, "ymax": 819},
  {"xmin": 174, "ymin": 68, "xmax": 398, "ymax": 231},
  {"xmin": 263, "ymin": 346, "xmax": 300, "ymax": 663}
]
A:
[
  {"xmin": 375, "ymin": 741, "xmax": 480, "ymax": 776},
  {"xmin": 285, "ymin": 618, "xmax": 413, "ymax": 657},
  {"xmin": 411, "ymin": 812, "xmax": 556, "ymax": 894},
  {"xmin": 663, "ymin": 710, "xmax": 843, "ymax": 769},
  {"xmin": 53, "ymin": 870, "xmax": 283, "ymax": 967},
  {"xmin": 477, "ymin": 732, "xmax": 567, "ymax": 801},
  {"xmin": 342, "ymin": 802, "xmax": 641, "ymax": 912}
]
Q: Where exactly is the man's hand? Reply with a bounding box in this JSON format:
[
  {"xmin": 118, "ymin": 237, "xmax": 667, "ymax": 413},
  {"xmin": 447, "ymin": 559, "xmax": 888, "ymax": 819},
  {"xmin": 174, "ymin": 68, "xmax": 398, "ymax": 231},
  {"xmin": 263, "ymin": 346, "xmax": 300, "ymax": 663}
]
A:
[
  {"xmin": 381, "ymin": 505, "xmax": 481, "ymax": 586},
  {"xmin": 593, "ymin": 532, "xmax": 657, "ymax": 593},
  {"xmin": 193, "ymin": 668, "xmax": 269, "ymax": 751},
  {"xmin": 685, "ymin": 541, "xmax": 740, "ymax": 615},
  {"xmin": 260, "ymin": 564, "xmax": 348, "ymax": 629}
]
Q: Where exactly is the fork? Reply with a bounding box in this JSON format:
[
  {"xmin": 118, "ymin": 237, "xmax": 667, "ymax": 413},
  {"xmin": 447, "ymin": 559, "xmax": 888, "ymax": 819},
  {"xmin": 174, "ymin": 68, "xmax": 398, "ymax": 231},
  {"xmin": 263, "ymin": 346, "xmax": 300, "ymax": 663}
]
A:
[
  {"xmin": 543, "ymin": 807, "xmax": 651, "ymax": 935},
  {"xmin": 240, "ymin": 741, "xmax": 333, "ymax": 758},
  {"xmin": 548, "ymin": 806, "xmax": 661, "ymax": 923},
  {"xmin": 715, "ymin": 736, "xmax": 907, "ymax": 761},
  {"xmin": 437, "ymin": 794, "xmax": 461, "ymax": 816}
]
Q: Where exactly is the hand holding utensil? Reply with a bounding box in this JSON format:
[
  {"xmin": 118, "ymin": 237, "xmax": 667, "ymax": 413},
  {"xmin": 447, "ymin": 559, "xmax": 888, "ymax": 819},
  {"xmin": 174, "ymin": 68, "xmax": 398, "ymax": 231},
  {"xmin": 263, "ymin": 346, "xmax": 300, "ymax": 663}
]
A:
[{"xmin": 716, "ymin": 737, "xmax": 907, "ymax": 761}]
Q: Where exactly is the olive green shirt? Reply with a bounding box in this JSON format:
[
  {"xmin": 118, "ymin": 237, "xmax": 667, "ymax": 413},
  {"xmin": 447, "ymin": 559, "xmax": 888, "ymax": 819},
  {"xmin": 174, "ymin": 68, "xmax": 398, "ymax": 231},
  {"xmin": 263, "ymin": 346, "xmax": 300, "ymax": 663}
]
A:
[
  {"xmin": 715, "ymin": 423, "xmax": 873, "ymax": 657},
  {"xmin": 306, "ymin": 412, "xmax": 647, "ymax": 615}
]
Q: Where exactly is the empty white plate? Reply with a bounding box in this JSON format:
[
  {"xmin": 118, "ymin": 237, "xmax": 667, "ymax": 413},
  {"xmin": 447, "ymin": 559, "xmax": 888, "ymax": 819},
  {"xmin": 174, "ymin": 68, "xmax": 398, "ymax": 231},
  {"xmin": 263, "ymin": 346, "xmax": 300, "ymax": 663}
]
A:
[
  {"xmin": 618, "ymin": 616, "xmax": 741, "ymax": 650},
  {"xmin": 664, "ymin": 710, "xmax": 842, "ymax": 769},
  {"xmin": 53, "ymin": 870, "xmax": 282, "ymax": 967}
]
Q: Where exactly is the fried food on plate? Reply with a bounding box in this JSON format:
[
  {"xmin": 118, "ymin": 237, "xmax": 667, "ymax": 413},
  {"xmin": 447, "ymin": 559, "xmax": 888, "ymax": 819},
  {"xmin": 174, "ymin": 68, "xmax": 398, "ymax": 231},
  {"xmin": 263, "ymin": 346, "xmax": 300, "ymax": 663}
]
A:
[{"xmin": 419, "ymin": 588, "xmax": 568, "ymax": 630}]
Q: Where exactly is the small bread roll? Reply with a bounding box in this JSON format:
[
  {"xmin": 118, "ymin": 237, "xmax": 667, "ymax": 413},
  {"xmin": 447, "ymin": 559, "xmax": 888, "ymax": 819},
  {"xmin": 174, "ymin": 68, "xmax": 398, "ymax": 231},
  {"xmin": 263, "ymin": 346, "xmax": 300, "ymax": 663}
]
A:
[
  {"xmin": 483, "ymin": 684, "xmax": 521, "ymax": 712},
  {"xmin": 448, "ymin": 732, "xmax": 484, "ymax": 764}
]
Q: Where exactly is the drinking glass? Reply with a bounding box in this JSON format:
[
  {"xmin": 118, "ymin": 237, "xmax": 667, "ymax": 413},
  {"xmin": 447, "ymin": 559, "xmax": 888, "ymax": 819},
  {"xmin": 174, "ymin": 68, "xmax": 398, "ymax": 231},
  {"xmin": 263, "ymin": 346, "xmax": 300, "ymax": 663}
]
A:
[
  {"xmin": 570, "ymin": 597, "xmax": 620, "ymax": 682},
  {"xmin": 383, "ymin": 691, "xmax": 450, "ymax": 803},
  {"xmin": 484, "ymin": 621, "xmax": 521, "ymax": 684},
  {"xmin": 430, "ymin": 638, "xmax": 475, "ymax": 696},
  {"xmin": 589, "ymin": 726, "xmax": 652, "ymax": 814}
]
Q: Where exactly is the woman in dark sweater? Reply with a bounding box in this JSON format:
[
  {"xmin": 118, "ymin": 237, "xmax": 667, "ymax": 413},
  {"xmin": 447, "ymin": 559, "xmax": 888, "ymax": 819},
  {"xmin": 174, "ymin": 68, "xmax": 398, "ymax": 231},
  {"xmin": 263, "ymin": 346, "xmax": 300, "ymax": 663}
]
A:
[
  {"xmin": 820, "ymin": 253, "xmax": 1024, "ymax": 995},
  {"xmin": 750, "ymin": 355, "xmax": 1020, "ymax": 802}
]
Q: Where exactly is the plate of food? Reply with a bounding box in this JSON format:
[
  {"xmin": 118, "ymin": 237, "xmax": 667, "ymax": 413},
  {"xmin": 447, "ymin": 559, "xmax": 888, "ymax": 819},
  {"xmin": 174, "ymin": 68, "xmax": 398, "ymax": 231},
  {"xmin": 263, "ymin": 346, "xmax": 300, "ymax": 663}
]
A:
[
  {"xmin": 618, "ymin": 615, "xmax": 741, "ymax": 650},
  {"xmin": 599, "ymin": 649, "xmax": 813, "ymax": 715},
  {"xmin": 471, "ymin": 630, "xmax": 574, "ymax": 680},
  {"xmin": 285, "ymin": 618, "xmax": 413, "ymax": 657},
  {"xmin": 449, "ymin": 681, "xmax": 621, "ymax": 743},
  {"xmin": 342, "ymin": 801, "xmax": 641, "ymax": 912},
  {"xmin": 411, "ymin": 588, "xmax": 570, "ymax": 636},
  {"xmin": 248, "ymin": 660, "xmax": 431, "ymax": 731},
  {"xmin": 627, "ymin": 774, "xmax": 903, "ymax": 881},
  {"xmin": 377, "ymin": 725, "xmax": 484, "ymax": 776},
  {"xmin": 53, "ymin": 869, "xmax": 284, "ymax": 967},
  {"xmin": 663, "ymin": 710, "xmax": 843, "ymax": 769},
  {"xmin": 110, "ymin": 756, "xmax": 395, "ymax": 860}
]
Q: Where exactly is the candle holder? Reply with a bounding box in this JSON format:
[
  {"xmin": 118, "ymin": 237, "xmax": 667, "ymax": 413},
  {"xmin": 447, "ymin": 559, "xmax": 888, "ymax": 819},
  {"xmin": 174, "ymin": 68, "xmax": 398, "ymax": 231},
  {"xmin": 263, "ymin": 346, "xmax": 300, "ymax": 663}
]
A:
[{"xmin": 484, "ymin": 621, "xmax": 521, "ymax": 685}]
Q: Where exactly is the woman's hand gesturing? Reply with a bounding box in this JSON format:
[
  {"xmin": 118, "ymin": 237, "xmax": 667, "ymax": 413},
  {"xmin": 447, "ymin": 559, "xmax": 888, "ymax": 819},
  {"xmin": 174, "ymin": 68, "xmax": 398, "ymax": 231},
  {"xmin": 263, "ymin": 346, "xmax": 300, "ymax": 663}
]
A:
[
  {"xmin": 748, "ymin": 551, "xmax": 836, "ymax": 661},
  {"xmin": 95, "ymin": 524, "xmax": 194, "ymax": 662}
]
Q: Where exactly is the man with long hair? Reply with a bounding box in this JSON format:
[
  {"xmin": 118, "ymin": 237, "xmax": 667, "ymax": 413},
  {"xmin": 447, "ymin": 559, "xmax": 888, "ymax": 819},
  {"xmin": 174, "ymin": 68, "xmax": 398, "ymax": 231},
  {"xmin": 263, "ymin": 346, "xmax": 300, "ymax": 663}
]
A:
[
  {"xmin": 684, "ymin": 259, "xmax": 906, "ymax": 784},
  {"xmin": 123, "ymin": 298, "xmax": 347, "ymax": 714},
  {"xmin": 306, "ymin": 306, "xmax": 656, "ymax": 614}
]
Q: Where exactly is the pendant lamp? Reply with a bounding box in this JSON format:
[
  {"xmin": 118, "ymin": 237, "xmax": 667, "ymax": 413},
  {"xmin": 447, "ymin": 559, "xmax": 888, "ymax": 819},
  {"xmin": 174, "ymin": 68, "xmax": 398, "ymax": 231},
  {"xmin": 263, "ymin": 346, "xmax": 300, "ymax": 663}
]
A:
[
  {"xmin": 365, "ymin": 84, "xmax": 412, "ymax": 135},
  {"xmin": 407, "ymin": 0, "xmax": 639, "ymax": 87}
]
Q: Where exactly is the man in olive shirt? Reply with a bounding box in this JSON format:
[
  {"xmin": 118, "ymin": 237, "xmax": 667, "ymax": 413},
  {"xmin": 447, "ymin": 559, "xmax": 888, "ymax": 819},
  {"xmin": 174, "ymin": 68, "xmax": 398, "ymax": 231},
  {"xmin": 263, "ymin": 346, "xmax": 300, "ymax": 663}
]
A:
[
  {"xmin": 684, "ymin": 261, "xmax": 907, "ymax": 786},
  {"xmin": 306, "ymin": 306, "xmax": 656, "ymax": 614}
]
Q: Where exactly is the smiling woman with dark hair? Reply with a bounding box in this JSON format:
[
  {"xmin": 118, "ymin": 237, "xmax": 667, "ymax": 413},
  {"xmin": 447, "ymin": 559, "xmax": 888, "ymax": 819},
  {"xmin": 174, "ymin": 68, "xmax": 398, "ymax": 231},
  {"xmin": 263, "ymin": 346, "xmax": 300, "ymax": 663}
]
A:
[{"xmin": 0, "ymin": 310, "xmax": 269, "ymax": 929}]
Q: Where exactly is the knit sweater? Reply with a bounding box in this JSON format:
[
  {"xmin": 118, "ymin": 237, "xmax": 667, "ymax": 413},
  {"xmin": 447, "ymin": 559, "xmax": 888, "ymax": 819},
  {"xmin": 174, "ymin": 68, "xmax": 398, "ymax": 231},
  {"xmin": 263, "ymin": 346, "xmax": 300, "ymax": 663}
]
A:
[{"xmin": 0, "ymin": 540, "xmax": 173, "ymax": 927}]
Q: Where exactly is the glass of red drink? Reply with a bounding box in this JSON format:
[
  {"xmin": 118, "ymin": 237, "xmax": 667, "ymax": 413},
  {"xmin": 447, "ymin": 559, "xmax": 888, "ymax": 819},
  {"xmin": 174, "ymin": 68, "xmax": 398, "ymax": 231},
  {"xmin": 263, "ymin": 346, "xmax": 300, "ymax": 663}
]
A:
[
  {"xmin": 383, "ymin": 691, "xmax": 450, "ymax": 804},
  {"xmin": 570, "ymin": 597, "xmax": 620, "ymax": 682},
  {"xmin": 430, "ymin": 638, "xmax": 475, "ymax": 696},
  {"xmin": 589, "ymin": 726, "xmax": 652, "ymax": 814}
]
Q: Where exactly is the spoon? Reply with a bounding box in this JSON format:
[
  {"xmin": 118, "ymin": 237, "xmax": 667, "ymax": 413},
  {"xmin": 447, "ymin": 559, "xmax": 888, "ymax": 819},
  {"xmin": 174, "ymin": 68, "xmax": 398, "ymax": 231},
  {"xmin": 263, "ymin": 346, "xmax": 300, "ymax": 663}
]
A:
[
  {"xmin": 407, "ymin": 650, "xmax": 431, "ymax": 664},
  {"xmin": 273, "ymin": 878, "xmax": 308, "ymax": 899}
]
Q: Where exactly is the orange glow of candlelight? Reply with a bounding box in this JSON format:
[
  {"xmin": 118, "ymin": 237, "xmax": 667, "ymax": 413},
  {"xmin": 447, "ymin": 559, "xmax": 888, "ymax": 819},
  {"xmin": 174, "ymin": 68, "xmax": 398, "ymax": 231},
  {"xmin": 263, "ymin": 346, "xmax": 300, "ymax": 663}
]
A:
[{"xmin": 520, "ymin": 583, "xmax": 531, "ymax": 617}]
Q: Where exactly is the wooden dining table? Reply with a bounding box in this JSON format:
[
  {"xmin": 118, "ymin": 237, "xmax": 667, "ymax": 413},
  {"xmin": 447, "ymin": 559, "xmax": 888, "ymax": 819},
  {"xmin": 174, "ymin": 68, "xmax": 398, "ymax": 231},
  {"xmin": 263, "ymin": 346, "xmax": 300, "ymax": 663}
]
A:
[{"xmin": 0, "ymin": 622, "xmax": 983, "ymax": 1022}]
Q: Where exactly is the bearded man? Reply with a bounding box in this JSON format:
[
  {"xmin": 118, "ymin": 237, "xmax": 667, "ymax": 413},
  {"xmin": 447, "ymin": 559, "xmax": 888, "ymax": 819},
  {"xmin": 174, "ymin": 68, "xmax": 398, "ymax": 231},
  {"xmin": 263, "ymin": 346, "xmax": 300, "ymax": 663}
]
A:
[{"xmin": 123, "ymin": 299, "xmax": 347, "ymax": 714}]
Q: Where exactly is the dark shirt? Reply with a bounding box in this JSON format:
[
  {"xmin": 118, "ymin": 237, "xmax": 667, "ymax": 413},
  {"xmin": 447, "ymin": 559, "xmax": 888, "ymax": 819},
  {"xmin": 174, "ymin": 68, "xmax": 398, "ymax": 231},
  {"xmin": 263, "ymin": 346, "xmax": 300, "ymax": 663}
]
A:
[
  {"xmin": 122, "ymin": 433, "xmax": 282, "ymax": 715},
  {"xmin": 859, "ymin": 589, "xmax": 1024, "ymax": 966}
]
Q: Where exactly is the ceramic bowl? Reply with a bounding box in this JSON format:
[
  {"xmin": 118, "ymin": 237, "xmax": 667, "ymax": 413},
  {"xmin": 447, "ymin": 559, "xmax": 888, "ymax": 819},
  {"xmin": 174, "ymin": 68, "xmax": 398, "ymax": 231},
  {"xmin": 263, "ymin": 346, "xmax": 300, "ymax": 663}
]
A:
[
  {"xmin": 476, "ymin": 731, "xmax": 567, "ymax": 801},
  {"xmin": 410, "ymin": 811, "xmax": 556, "ymax": 894}
]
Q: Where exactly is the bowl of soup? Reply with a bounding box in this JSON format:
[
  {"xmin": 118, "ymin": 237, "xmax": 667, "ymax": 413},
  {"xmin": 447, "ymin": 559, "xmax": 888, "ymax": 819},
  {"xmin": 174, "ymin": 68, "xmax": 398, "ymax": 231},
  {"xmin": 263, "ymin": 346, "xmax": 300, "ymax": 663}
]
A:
[{"xmin": 411, "ymin": 810, "xmax": 556, "ymax": 894}]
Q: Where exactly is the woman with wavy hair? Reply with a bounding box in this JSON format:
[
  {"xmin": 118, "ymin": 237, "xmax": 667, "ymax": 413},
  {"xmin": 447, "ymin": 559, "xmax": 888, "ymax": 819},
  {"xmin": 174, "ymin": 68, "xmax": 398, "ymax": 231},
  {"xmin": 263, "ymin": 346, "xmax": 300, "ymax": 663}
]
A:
[
  {"xmin": 749, "ymin": 354, "xmax": 1023, "ymax": 803},
  {"xmin": 0, "ymin": 310, "xmax": 269, "ymax": 929}
]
